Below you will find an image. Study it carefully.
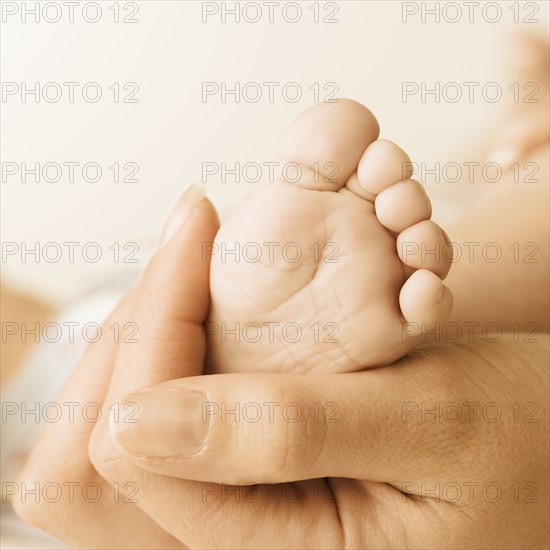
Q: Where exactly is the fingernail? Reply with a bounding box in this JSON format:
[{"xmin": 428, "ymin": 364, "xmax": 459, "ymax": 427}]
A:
[
  {"xmin": 159, "ymin": 181, "xmax": 205, "ymax": 248},
  {"xmin": 110, "ymin": 389, "xmax": 210, "ymax": 458}
]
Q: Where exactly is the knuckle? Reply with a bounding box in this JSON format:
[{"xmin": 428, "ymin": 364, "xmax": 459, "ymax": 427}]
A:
[
  {"xmin": 88, "ymin": 421, "xmax": 124, "ymax": 481},
  {"xmin": 11, "ymin": 461, "xmax": 68, "ymax": 531},
  {"xmin": 11, "ymin": 475, "xmax": 46, "ymax": 530},
  {"xmin": 252, "ymin": 383, "xmax": 327, "ymax": 482}
]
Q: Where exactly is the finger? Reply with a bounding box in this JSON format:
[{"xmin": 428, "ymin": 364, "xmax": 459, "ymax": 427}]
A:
[
  {"xmin": 102, "ymin": 338, "xmax": 550, "ymax": 548},
  {"xmin": 88, "ymin": 184, "xmax": 220, "ymax": 545},
  {"xmin": 106, "ymin": 348, "xmax": 474, "ymax": 485},
  {"xmin": 92, "ymin": 349, "xmax": 468, "ymax": 549},
  {"xmin": 14, "ymin": 295, "xmax": 184, "ymax": 549},
  {"xmin": 89, "ymin": 185, "xmax": 219, "ymax": 463},
  {"xmin": 109, "ymin": 182, "xmax": 219, "ymax": 396}
]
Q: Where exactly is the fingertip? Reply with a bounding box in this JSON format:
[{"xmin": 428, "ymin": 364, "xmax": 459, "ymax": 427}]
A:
[{"xmin": 159, "ymin": 182, "xmax": 219, "ymax": 249}]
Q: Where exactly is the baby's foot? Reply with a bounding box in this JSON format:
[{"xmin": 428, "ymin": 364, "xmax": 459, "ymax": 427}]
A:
[{"xmin": 206, "ymin": 99, "xmax": 453, "ymax": 374}]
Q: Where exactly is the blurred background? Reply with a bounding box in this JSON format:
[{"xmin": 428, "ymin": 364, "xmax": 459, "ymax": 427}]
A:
[
  {"xmin": 2, "ymin": 0, "xmax": 549, "ymax": 301},
  {"xmin": 1, "ymin": 1, "xmax": 549, "ymax": 547}
]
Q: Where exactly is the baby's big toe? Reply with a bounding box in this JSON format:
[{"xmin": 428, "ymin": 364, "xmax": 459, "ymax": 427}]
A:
[{"xmin": 272, "ymin": 99, "xmax": 380, "ymax": 191}]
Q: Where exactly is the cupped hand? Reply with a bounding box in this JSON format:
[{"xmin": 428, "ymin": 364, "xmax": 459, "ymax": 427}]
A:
[{"xmin": 15, "ymin": 188, "xmax": 549, "ymax": 549}]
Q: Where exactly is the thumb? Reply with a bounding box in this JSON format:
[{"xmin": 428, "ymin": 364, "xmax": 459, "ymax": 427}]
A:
[
  {"xmin": 108, "ymin": 358, "xmax": 463, "ymax": 485},
  {"xmin": 89, "ymin": 182, "xmax": 219, "ymax": 476}
]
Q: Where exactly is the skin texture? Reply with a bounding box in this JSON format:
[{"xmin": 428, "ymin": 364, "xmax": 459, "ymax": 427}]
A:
[{"xmin": 13, "ymin": 92, "xmax": 550, "ymax": 548}]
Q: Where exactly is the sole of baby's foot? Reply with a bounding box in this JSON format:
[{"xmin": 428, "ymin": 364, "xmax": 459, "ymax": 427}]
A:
[{"xmin": 206, "ymin": 99, "xmax": 453, "ymax": 374}]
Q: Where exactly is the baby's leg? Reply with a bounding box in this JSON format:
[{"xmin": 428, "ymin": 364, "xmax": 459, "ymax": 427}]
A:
[
  {"xmin": 446, "ymin": 144, "xmax": 549, "ymax": 331},
  {"xmin": 447, "ymin": 35, "xmax": 549, "ymax": 331}
]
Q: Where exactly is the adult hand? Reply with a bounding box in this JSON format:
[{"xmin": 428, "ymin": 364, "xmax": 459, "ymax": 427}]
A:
[
  {"xmin": 97, "ymin": 336, "xmax": 550, "ymax": 549},
  {"xmin": 15, "ymin": 184, "xmax": 549, "ymax": 549},
  {"xmin": 14, "ymin": 183, "xmax": 219, "ymax": 549}
]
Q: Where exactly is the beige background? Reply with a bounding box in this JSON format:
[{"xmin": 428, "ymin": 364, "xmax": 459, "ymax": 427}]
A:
[{"xmin": 2, "ymin": 0, "xmax": 549, "ymax": 303}]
